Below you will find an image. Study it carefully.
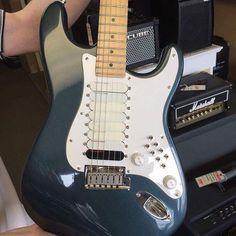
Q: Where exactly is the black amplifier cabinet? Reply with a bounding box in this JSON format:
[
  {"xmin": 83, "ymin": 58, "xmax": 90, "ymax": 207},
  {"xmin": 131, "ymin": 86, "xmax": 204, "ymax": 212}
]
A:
[
  {"xmin": 72, "ymin": 13, "xmax": 160, "ymax": 69},
  {"xmin": 169, "ymin": 72, "xmax": 232, "ymax": 130},
  {"xmin": 213, "ymin": 36, "xmax": 230, "ymax": 80},
  {"xmin": 152, "ymin": 0, "xmax": 214, "ymax": 53}
]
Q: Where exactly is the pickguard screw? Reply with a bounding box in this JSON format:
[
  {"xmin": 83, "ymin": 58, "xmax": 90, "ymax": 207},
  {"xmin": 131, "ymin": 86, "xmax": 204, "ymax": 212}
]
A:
[
  {"xmin": 85, "ymin": 57, "xmax": 89, "ymax": 60},
  {"xmin": 69, "ymin": 139, "xmax": 73, "ymax": 142},
  {"xmin": 172, "ymin": 54, "xmax": 176, "ymax": 57},
  {"xmin": 128, "ymin": 77, "xmax": 131, "ymax": 80},
  {"xmin": 77, "ymin": 167, "xmax": 81, "ymax": 170},
  {"xmin": 175, "ymin": 190, "xmax": 181, "ymax": 197},
  {"xmin": 125, "ymin": 144, "xmax": 128, "ymax": 148},
  {"xmin": 168, "ymin": 85, "xmax": 171, "ymax": 89},
  {"xmin": 80, "ymin": 112, "xmax": 84, "ymax": 115}
]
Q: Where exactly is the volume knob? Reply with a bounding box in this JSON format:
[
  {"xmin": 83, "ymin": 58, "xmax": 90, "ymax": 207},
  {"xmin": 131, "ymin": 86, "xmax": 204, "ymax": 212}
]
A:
[
  {"xmin": 131, "ymin": 152, "xmax": 144, "ymax": 166},
  {"xmin": 163, "ymin": 175, "xmax": 177, "ymax": 190}
]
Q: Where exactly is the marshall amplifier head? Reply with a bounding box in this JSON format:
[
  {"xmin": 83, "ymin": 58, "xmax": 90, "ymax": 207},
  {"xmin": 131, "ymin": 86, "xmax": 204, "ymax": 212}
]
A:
[
  {"xmin": 72, "ymin": 12, "xmax": 160, "ymax": 69},
  {"xmin": 169, "ymin": 72, "xmax": 232, "ymax": 130}
]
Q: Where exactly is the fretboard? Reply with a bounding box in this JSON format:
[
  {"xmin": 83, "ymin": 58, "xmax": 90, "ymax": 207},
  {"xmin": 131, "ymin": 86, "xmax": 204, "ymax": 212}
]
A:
[{"xmin": 96, "ymin": 0, "xmax": 128, "ymax": 78}]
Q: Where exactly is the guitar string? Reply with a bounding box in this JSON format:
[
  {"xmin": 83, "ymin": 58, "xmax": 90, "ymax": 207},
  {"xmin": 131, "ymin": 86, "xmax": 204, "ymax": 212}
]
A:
[
  {"xmin": 105, "ymin": 0, "xmax": 111, "ymax": 173},
  {"xmin": 102, "ymin": 0, "xmax": 109, "ymax": 172},
  {"xmin": 113, "ymin": 0, "xmax": 122, "ymax": 177},
  {"xmin": 120, "ymin": 0, "xmax": 128, "ymax": 175},
  {"xmin": 109, "ymin": 0, "xmax": 123, "ymax": 176},
  {"xmin": 91, "ymin": 0, "xmax": 105, "ymax": 175},
  {"xmin": 96, "ymin": 0, "xmax": 110, "ymax": 175},
  {"xmin": 98, "ymin": 0, "xmax": 107, "ymax": 173}
]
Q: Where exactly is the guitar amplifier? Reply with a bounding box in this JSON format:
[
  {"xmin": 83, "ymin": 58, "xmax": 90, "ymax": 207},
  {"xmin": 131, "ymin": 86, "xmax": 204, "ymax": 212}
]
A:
[
  {"xmin": 72, "ymin": 13, "xmax": 160, "ymax": 69},
  {"xmin": 169, "ymin": 72, "xmax": 232, "ymax": 130}
]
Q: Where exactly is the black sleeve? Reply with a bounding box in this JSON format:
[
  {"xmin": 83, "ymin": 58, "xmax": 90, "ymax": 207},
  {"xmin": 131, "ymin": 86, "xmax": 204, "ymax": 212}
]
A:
[{"xmin": 0, "ymin": 9, "xmax": 6, "ymax": 59}]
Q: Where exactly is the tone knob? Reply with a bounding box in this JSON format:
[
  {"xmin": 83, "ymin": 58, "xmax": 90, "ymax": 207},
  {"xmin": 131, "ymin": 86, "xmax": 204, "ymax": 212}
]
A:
[
  {"xmin": 163, "ymin": 175, "xmax": 177, "ymax": 190},
  {"xmin": 131, "ymin": 152, "xmax": 145, "ymax": 166}
]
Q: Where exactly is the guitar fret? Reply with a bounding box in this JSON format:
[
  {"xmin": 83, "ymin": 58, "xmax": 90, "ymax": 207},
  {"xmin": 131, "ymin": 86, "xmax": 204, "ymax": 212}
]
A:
[
  {"xmin": 96, "ymin": 66, "xmax": 125, "ymax": 71},
  {"xmin": 96, "ymin": 60, "xmax": 126, "ymax": 64},
  {"xmin": 96, "ymin": 53, "xmax": 126, "ymax": 58},
  {"xmin": 99, "ymin": 14, "xmax": 127, "ymax": 18},
  {"xmin": 99, "ymin": 23, "xmax": 127, "ymax": 27},
  {"xmin": 100, "ymin": 4, "xmax": 127, "ymax": 9},
  {"xmin": 98, "ymin": 39, "xmax": 126, "ymax": 43},
  {"xmin": 98, "ymin": 31, "xmax": 126, "ymax": 35},
  {"xmin": 96, "ymin": 72, "xmax": 125, "ymax": 78},
  {"xmin": 97, "ymin": 46, "xmax": 126, "ymax": 50}
]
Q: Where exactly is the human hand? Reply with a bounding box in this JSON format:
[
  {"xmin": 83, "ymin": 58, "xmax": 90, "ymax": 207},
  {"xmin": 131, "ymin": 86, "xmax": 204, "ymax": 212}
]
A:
[{"xmin": 0, "ymin": 224, "xmax": 56, "ymax": 236}]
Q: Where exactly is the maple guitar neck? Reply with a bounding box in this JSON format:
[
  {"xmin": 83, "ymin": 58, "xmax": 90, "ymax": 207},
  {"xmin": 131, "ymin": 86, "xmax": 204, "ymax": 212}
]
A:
[{"xmin": 96, "ymin": 0, "xmax": 128, "ymax": 78}]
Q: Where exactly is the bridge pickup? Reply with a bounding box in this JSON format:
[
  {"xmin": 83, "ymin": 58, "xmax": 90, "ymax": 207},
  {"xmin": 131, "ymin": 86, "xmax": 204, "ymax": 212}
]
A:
[
  {"xmin": 86, "ymin": 149, "xmax": 124, "ymax": 161},
  {"xmin": 85, "ymin": 165, "xmax": 130, "ymax": 190}
]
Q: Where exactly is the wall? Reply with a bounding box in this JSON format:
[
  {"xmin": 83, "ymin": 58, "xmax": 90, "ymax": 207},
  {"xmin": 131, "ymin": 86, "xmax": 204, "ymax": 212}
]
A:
[{"xmin": 214, "ymin": 0, "xmax": 236, "ymax": 81}]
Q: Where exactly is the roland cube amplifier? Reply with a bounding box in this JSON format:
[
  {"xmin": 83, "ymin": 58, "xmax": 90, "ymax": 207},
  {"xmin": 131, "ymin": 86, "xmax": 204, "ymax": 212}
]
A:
[{"xmin": 72, "ymin": 12, "xmax": 160, "ymax": 69}]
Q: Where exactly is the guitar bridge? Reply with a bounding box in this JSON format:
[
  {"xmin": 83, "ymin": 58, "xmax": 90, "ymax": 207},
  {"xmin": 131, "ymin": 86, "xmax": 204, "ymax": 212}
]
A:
[{"xmin": 85, "ymin": 165, "xmax": 130, "ymax": 190}]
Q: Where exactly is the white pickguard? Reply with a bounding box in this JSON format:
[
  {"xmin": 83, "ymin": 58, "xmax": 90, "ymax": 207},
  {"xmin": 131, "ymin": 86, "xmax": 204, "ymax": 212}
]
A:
[{"xmin": 66, "ymin": 47, "xmax": 183, "ymax": 199}]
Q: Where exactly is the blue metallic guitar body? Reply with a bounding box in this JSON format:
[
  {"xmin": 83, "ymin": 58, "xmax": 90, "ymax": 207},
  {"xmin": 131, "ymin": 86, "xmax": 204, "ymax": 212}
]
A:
[{"xmin": 22, "ymin": 2, "xmax": 187, "ymax": 236}]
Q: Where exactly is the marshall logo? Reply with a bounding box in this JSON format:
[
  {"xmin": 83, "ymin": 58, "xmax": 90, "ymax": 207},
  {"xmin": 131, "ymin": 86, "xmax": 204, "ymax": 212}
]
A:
[
  {"xmin": 127, "ymin": 30, "xmax": 151, "ymax": 40},
  {"xmin": 189, "ymin": 97, "xmax": 216, "ymax": 113}
]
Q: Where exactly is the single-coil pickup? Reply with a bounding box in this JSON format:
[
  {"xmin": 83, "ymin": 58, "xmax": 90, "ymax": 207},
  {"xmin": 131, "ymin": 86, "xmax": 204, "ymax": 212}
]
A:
[
  {"xmin": 89, "ymin": 102, "xmax": 127, "ymax": 112},
  {"xmin": 88, "ymin": 111, "xmax": 127, "ymax": 122},
  {"xmin": 89, "ymin": 82, "xmax": 129, "ymax": 93},
  {"xmin": 88, "ymin": 122, "xmax": 126, "ymax": 132},
  {"xmin": 87, "ymin": 131, "xmax": 126, "ymax": 142}
]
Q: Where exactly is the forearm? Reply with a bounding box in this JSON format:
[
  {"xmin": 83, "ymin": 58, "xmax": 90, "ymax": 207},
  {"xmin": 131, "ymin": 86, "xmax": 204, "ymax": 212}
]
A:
[
  {"xmin": 0, "ymin": 224, "xmax": 55, "ymax": 235},
  {"xmin": 3, "ymin": 0, "xmax": 90, "ymax": 56}
]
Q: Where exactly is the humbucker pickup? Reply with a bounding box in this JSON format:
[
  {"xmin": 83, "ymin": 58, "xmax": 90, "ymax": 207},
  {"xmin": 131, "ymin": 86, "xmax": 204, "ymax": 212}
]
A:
[
  {"xmin": 86, "ymin": 150, "xmax": 125, "ymax": 161},
  {"xmin": 85, "ymin": 165, "xmax": 130, "ymax": 190}
]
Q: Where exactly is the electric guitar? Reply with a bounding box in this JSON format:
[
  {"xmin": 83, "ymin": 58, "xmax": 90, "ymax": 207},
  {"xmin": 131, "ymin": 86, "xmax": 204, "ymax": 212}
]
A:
[{"xmin": 22, "ymin": 1, "xmax": 187, "ymax": 235}]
